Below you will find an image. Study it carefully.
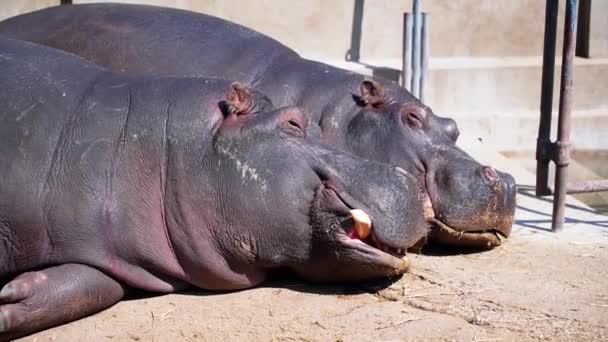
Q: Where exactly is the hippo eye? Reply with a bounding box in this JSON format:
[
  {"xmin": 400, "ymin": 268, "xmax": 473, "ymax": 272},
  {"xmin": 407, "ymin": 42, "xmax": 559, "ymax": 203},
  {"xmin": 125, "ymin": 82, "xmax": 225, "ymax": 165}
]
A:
[{"xmin": 403, "ymin": 111, "xmax": 423, "ymax": 129}]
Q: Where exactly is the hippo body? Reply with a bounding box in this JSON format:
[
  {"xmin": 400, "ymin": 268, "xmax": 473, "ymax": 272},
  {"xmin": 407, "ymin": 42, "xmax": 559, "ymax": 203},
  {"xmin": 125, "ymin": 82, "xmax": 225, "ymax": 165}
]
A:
[
  {"xmin": 0, "ymin": 3, "xmax": 517, "ymax": 248},
  {"xmin": 0, "ymin": 37, "xmax": 428, "ymax": 340}
]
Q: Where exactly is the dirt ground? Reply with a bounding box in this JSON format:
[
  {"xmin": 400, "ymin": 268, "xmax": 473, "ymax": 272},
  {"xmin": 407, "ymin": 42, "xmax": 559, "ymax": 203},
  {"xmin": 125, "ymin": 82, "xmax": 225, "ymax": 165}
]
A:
[{"xmin": 17, "ymin": 191, "xmax": 608, "ymax": 342}]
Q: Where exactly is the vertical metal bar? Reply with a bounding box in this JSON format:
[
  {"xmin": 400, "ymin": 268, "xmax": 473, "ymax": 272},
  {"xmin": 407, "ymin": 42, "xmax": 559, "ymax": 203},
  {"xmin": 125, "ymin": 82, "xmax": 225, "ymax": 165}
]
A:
[
  {"xmin": 402, "ymin": 13, "xmax": 413, "ymax": 90},
  {"xmin": 60, "ymin": 0, "xmax": 72, "ymax": 4},
  {"xmin": 419, "ymin": 13, "xmax": 429, "ymax": 102},
  {"xmin": 575, "ymin": 0, "xmax": 591, "ymax": 57},
  {"xmin": 536, "ymin": 0, "xmax": 559, "ymax": 197},
  {"xmin": 552, "ymin": 0, "xmax": 578, "ymax": 231},
  {"xmin": 411, "ymin": 0, "xmax": 422, "ymax": 97},
  {"xmin": 346, "ymin": 0, "xmax": 365, "ymax": 62}
]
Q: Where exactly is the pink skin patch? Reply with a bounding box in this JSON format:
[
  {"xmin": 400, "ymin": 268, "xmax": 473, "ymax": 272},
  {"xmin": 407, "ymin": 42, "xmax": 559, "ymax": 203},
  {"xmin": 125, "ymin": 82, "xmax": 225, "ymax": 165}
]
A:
[{"xmin": 347, "ymin": 229, "xmax": 360, "ymax": 239}]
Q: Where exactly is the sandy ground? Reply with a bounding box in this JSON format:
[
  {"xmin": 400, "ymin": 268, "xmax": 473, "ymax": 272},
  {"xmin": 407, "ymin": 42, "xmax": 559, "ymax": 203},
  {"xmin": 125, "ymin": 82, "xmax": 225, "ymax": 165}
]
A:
[{"xmin": 15, "ymin": 185, "xmax": 608, "ymax": 342}]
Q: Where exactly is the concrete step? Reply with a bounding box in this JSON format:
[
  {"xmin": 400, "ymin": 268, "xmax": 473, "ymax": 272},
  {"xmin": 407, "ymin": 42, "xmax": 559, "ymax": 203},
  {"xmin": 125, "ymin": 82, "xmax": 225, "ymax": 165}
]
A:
[
  {"xmin": 451, "ymin": 108, "xmax": 608, "ymax": 152},
  {"xmin": 427, "ymin": 56, "xmax": 608, "ymax": 115},
  {"xmin": 315, "ymin": 56, "xmax": 608, "ymax": 115}
]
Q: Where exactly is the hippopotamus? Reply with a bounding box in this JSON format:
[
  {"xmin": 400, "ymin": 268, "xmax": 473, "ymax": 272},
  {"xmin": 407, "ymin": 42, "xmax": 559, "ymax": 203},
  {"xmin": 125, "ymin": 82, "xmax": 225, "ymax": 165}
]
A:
[
  {"xmin": 0, "ymin": 3, "xmax": 517, "ymax": 249},
  {"xmin": 0, "ymin": 37, "xmax": 428, "ymax": 340}
]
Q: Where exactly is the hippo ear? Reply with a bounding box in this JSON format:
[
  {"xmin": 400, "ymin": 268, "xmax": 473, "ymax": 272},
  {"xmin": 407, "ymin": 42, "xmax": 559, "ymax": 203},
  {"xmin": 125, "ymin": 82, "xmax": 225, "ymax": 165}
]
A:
[
  {"xmin": 354, "ymin": 80, "xmax": 386, "ymax": 108},
  {"xmin": 221, "ymin": 82, "xmax": 253, "ymax": 116}
]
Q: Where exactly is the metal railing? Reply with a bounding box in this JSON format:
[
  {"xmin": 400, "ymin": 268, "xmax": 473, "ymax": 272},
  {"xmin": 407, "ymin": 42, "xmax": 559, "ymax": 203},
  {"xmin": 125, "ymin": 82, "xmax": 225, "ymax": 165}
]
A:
[
  {"xmin": 402, "ymin": 0, "xmax": 429, "ymax": 101},
  {"xmin": 536, "ymin": 0, "xmax": 608, "ymax": 231}
]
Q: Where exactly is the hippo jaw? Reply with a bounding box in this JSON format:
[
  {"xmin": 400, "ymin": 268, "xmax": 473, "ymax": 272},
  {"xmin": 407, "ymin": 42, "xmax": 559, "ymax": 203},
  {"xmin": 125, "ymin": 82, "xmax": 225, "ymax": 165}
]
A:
[
  {"xmin": 295, "ymin": 178, "xmax": 424, "ymax": 283},
  {"xmin": 425, "ymin": 216, "xmax": 510, "ymax": 249}
]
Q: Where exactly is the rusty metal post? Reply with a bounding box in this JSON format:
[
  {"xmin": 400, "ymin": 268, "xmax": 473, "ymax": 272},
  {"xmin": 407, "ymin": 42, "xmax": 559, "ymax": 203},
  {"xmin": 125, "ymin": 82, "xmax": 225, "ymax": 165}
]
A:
[
  {"xmin": 536, "ymin": 0, "xmax": 559, "ymax": 197},
  {"xmin": 402, "ymin": 13, "xmax": 413, "ymax": 90},
  {"xmin": 552, "ymin": 0, "xmax": 578, "ymax": 231},
  {"xmin": 419, "ymin": 13, "xmax": 429, "ymax": 102}
]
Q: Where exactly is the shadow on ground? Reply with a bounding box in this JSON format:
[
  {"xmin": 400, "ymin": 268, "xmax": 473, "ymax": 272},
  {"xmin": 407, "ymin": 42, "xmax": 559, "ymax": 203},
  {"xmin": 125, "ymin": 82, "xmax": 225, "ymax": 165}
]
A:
[{"xmin": 516, "ymin": 184, "xmax": 608, "ymax": 231}]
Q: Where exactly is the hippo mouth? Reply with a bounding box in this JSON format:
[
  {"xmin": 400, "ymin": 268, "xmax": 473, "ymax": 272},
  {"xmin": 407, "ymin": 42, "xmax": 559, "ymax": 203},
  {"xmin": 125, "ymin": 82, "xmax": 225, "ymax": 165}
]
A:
[
  {"xmin": 420, "ymin": 191, "xmax": 515, "ymax": 250},
  {"xmin": 424, "ymin": 217, "xmax": 508, "ymax": 249},
  {"xmin": 346, "ymin": 222, "xmax": 409, "ymax": 258},
  {"xmin": 420, "ymin": 168, "xmax": 515, "ymax": 250},
  {"xmin": 322, "ymin": 185, "xmax": 410, "ymax": 263},
  {"xmin": 417, "ymin": 198, "xmax": 510, "ymax": 250}
]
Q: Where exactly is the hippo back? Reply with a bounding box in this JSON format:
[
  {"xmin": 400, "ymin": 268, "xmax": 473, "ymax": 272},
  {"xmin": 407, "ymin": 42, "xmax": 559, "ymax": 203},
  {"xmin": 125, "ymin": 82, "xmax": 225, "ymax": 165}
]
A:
[{"xmin": 0, "ymin": 3, "xmax": 299, "ymax": 85}]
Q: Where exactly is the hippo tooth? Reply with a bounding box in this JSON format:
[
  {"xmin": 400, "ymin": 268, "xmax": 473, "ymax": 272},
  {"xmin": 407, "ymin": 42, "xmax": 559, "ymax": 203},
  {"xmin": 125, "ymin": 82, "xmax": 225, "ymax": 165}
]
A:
[{"xmin": 350, "ymin": 209, "xmax": 372, "ymax": 239}]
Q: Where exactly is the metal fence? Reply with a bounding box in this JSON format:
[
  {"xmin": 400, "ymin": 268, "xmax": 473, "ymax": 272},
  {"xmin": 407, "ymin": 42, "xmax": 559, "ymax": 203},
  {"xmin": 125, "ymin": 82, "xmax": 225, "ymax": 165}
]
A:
[{"xmin": 536, "ymin": 0, "xmax": 608, "ymax": 231}]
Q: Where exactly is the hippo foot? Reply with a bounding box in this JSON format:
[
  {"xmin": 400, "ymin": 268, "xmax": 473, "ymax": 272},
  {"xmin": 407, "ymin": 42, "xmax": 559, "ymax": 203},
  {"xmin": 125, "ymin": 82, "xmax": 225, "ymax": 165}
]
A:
[{"xmin": 0, "ymin": 263, "xmax": 125, "ymax": 341}]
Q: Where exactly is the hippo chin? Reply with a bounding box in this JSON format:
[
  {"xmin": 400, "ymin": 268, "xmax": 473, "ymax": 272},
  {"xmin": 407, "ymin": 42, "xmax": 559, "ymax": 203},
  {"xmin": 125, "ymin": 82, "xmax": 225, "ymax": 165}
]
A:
[
  {"xmin": 0, "ymin": 3, "xmax": 517, "ymax": 249},
  {"xmin": 0, "ymin": 37, "xmax": 427, "ymax": 340}
]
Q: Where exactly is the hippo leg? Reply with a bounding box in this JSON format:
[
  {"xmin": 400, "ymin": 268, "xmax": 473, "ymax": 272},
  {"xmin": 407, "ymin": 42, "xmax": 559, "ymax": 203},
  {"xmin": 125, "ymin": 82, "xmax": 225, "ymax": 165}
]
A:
[{"xmin": 0, "ymin": 263, "xmax": 125, "ymax": 341}]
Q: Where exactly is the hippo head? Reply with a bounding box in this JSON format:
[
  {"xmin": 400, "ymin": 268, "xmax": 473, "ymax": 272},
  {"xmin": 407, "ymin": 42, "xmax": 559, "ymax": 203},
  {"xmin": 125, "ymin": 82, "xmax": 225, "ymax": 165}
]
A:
[
  {"xmin": 344, "ymin": 79, "xmax": 516, "ymax": 249},
  {"xmin": 177, "ymin": 83, "xmax": 428, "ymax": 288}
]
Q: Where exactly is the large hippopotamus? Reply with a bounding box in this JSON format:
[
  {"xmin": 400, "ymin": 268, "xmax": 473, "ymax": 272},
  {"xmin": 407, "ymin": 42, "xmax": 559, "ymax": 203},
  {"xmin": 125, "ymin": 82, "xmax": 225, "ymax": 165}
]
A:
[
  {"xmin": 0, "ymin": 3, "xmax": 517, "ymax": 249},
  {"xmin": 0, "ymin": 37, "xmax": 428, "ymax": 340}
]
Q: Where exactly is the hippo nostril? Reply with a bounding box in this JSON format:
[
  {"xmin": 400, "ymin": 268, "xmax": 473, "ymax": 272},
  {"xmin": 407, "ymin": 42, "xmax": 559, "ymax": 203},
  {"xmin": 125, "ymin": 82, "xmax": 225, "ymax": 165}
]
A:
[{"xmin": 482, "ymin": 166, "xmax": 499, "ymax": 182}]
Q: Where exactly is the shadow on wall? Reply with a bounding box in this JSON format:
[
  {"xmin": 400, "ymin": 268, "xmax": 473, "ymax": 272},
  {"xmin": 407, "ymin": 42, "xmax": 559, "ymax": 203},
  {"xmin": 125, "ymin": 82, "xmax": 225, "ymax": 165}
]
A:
[{"xmin": 345, "ymin": 0, "xmax": 402, "ymax": 83}]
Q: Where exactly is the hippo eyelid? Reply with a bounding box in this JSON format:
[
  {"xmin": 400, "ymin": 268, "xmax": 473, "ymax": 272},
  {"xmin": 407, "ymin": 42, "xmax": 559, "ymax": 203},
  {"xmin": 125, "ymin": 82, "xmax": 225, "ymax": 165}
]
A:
[
  {"xmin": 402, "ymin": 111, "xmax": 423, "ymax": 129},
  {"xmin": 399, "ymin": 103, "xmax": 428, "ymax": 128},
  {"xmin": 280, "ymin": 119, "xmax": 307, "ymax": 138}
]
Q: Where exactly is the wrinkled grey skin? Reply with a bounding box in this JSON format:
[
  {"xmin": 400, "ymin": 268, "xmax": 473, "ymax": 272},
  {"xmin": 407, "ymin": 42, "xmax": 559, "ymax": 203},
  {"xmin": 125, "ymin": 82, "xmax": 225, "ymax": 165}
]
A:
[
  {"xmin": 0, "ymin": 38, "xmax": 427, "ymax": 340},
  {"xmin": 0, "ymin": 3, "xmax": 517, "ymax": 249}
]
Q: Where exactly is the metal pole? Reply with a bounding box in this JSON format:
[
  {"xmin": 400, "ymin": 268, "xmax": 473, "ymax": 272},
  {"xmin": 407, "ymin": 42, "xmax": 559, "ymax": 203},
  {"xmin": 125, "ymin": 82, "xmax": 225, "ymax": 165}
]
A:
[
  {"xmin": 60, "ymin": 0, "xmax": 72, "ymax": 4},
  {"xmin": 402, "ymin": 13, "xmax": 413, "ymax": 90},
  {"xmin": 552, "ymin": 0, "xmax": 578, "ymax": 231},
  {"xmin": 566, "ymin": 180, "xmax": 608, "ymax": 194},
  {"xmin": 419, "ymin": 13, "xmax": 429, "ymax": 102},
  {"xmin": 346, "ymin": 0, "xmax": 364, "ymax": 62},
  {"xmin": 411, "ymin": 0, "xmax": 422, "ymax": 97},
  {"xmin": 536, "ymin": 0, "xmax": 559, "ymax": 197}
]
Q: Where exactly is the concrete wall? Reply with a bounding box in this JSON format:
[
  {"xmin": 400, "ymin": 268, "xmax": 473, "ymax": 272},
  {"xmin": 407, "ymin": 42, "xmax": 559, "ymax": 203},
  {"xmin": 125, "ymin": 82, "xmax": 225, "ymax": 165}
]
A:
[
  {"xmin": 4, "ymin": 1, "xmax": 606, "ymax": 60},
  {"xmin": 589, "ymin": 0, "xmax": 608, "ymax": 57},
  {"xmin": 69, "ymin": 0, "xmax": 571, "ymax": 60},
  {"xmin": 0, "ymin": 0, "xmax": 56, "ymax": 21}
]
